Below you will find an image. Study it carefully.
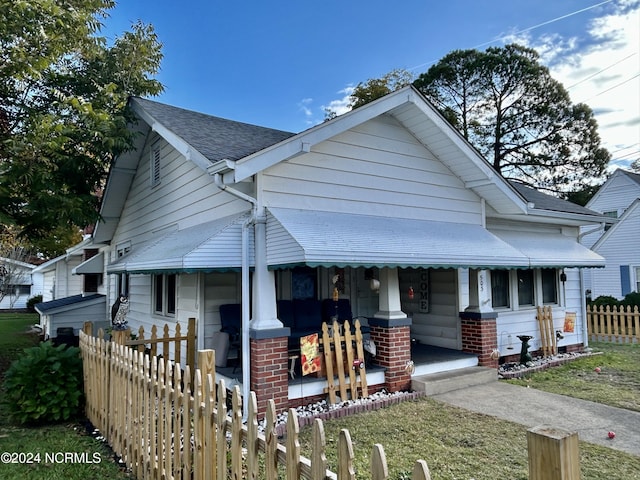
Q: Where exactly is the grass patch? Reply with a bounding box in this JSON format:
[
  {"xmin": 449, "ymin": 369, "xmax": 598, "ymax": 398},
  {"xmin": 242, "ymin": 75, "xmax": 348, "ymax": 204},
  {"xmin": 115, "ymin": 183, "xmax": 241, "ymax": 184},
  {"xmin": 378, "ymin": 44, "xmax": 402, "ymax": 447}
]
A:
[
  {"xmin": 506, "ymin": 342, "xmax": 640, "ymax": 412},
  {"xmin": 298, "ymin": 341, "xmax": 640, "ymax": 479},
  {"xmin": 298, "ymin": 396, "xmax": 640, "ymax": 479},
  {"xmin": 0, "ymin": 313, "xmax": 40, "ymax": 384},
  {"xmin": 0, "ymin": 313, "xmax": 132, "ymax": 479}
]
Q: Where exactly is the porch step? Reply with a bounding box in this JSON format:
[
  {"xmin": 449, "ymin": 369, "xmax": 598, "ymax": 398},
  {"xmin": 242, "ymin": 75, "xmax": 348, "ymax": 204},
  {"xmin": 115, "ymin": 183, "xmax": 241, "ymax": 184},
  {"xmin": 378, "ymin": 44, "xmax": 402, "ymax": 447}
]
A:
[{"xmin": 411, "ymin": 366, "xmax": 497, "ymax": 396}]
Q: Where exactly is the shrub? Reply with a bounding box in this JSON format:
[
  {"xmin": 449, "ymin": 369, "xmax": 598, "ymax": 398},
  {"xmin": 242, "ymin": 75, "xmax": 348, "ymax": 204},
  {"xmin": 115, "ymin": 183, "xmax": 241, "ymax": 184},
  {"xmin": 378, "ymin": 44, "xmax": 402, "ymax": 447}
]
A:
[
  {"xmin": 621, "ymin": 291, "xmax": 640, "ymax": 308},
  {"xmin": 26, "ymin": 294, "xmax": 42, "ymax": 312},
  {"xmin": 588, "ymin": 295, "xmax": 619, "ymax": 307},
  {"xmin": 2, "ymin": 341, "xmax": 83, "ymax": 425}
]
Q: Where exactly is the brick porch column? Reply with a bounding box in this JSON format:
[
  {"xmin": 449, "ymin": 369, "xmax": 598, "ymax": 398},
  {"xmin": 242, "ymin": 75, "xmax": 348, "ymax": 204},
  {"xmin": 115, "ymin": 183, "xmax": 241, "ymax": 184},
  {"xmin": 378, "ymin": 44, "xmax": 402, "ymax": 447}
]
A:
[
  {"xmin": 459, "ymin": 312, "xmax": 498, "ymax": 368},
  {"xmin": 369, "ymin": 318, "xmax": 413, "ymax": 392},
  {"xmin": 249, "ymin": 327, "xmax": 290, "ymax": 417}
]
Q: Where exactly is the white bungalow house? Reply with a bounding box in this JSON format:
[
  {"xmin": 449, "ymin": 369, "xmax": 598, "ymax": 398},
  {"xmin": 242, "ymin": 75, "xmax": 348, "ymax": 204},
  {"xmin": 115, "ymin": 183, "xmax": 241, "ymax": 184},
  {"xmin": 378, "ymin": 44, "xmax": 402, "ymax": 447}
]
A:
[
  {"xmin": 33, "ymin": 238, "xmax": 108, "ymax": 339},
  {"xmin": 580, "ymin": 169, "xmax": 640, "ymax": 299},
  {"xmin": 85, "ymin": 86, "xmax": 604, "ymax": 414},
  {"xmin": 0, "ymin": 256, "xmax": 43, "ymax": 310}
]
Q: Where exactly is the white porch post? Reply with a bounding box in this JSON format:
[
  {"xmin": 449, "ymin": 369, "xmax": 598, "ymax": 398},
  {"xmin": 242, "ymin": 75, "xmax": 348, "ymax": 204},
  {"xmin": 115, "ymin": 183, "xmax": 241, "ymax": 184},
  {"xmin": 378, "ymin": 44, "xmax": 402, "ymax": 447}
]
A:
[
  {"xmin": 251, "ymin": 215, "xmax": 282, "ymax": 329},
  {"xmin": 465, "ymin": 269, "xmax": 493, "ymax": 314},
  {"xmin": 374, "ymin": 267, "xmax": 407, "ymax": 320}
]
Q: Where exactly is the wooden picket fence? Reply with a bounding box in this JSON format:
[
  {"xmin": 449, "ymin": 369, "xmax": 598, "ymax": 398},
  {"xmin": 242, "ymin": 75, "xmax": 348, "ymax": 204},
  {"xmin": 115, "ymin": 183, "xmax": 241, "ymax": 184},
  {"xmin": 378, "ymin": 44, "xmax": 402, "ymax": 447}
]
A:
[
  {"xmin": 587, "ymin": 305, "xmax": 640, "ymax": 343},
  {"xmin": 82, "ymin": 317, "xmax": 197, "ymax": 375},
  {"xmin": 321, "ymin": 319, "xmax": 368, "ymax": 405},
  {"xmin": 79, "ymin": 329, "xmax": 432, "ymax": 480}
]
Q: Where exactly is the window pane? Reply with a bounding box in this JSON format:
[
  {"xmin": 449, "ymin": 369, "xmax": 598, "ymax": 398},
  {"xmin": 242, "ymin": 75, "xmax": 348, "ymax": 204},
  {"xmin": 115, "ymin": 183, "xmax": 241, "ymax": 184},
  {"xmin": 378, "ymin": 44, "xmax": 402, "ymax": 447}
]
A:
[
  {"xmin": 636, "ymin": 267, "xmax": 640, "ymax": 292},
  {"xmin": 517, "ymin": 270, "xmax": 534, "ymax": 306},
  {"xmin": 491, "ymin": 270, "xmax": 510, "ymax": 308},
  {"xmin": 167, "ymin": 274, "xmax": 176, "ymax": 314},
  {"xmin": 542, "ymin": 269, "xmax": 557, "ymax": 304},
  {"xmin": 154, "ymin": 275, "xmax": 163, "ymax": 313}
]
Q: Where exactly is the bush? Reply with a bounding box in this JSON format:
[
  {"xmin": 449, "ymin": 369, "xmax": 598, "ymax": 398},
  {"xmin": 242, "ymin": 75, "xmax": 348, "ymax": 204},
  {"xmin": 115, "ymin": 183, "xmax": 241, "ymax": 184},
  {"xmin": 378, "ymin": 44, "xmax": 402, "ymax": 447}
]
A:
[
  {"xmin": 26, "ymin": 294, "xmax": 42, "ymax": 312},
  {"xmin": 2, "ymin": 341, "xmax": 83, "ymax": 425},
  {"xmin": 588, "ymin": 295, "xmax": 619, "ymax": 307},
  {"xmin": 621, "ymin": 291, "xmax": 640, "ymax": 308}
]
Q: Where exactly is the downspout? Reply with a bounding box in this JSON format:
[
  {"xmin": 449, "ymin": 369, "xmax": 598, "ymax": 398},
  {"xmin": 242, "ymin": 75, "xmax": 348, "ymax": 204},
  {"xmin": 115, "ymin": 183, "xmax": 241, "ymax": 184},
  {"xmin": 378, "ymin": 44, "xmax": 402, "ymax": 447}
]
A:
[{"xmin": 213, "ymin": 173, "xmax": 255, "ymax": 419}]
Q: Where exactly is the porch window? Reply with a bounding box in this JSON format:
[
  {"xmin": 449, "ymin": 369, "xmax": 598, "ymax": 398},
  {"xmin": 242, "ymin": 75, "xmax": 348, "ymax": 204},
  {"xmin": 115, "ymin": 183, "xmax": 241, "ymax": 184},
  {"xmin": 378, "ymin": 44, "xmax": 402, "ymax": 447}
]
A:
[
  {"xmin": 635, "ymin": 267, "xmax": 640, "ymax": 293},
  {"xmin": 517, "ymin": 269, "xmax": 534, "ymax": 306},
  {"xmin": 153, "ymin": 273, "xmax": 176, "ymax": 316},
  {"xmin": 541, "ymin": 268, "xmax": 558, "ymax": 304},
  {"xmin": 491, "ymin": 270, "xmax": 510, "ymax": 308}
]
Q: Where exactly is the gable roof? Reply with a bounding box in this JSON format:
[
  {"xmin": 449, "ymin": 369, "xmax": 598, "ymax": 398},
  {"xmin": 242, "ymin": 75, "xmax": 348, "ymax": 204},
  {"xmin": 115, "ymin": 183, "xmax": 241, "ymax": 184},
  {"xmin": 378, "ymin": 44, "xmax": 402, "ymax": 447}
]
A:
[
  {"xmin": 96, "ymin": 87, "xmax": 606, "ymax": 244},
  {"xmin": 586, "ymin": 168, "xmax": 640, "ymax": 211},
  {"xmin": 509, "ymin": 181, "xmax": 604, "ymax": 219},
  {"xmin": 212, "ymin": 86, "xmax": 528, "ymax": 216},
  {"xmin": 131, "ymin": 97, "xmax": 295, "ymax": 167},
  {"xmin": 592, "ymin": 198, "xmax": 640, "ymax": 251},
  {"xmin": 621, "ymin": 169, "xmax": 640, "ymax": 186}
]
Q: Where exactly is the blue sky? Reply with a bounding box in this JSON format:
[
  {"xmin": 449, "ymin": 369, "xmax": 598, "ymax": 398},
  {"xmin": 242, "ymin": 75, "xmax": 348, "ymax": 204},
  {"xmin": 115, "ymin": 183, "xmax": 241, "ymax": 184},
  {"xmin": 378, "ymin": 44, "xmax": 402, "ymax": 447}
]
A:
[{"xmin": 104, "ymin": 0, "xmax": 639, "ymax": 169}]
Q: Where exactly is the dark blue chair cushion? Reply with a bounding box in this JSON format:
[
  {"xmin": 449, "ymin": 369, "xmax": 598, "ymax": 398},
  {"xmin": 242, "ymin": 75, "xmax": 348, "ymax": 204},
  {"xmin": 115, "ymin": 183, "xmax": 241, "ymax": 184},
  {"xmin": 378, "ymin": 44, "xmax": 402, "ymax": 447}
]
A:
[
  {"xmin": 277, "ymin": 300, "xmax": 296, "ymax": 329},
  {"xmin": 293, "ymin": 299, "xmax": 322, "ymax": 332},
  {"xmin": 322, "ymin": 298, "xmax": 352, "ymax": 323}
]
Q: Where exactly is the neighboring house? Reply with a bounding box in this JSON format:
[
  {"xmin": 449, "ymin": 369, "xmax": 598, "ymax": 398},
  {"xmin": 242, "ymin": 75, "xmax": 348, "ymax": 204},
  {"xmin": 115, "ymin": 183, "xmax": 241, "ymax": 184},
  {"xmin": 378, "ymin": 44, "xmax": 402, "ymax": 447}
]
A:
[
  {"xmin": 33, "ymin": 239, "xmax": 108, "ymax": 338},
  {"xmin": 580, "ymin": 169, "xmax": 640, "ymax": 299},
  {"xmin": 0, "ymin": 257, "xmax": 42, "ymax": 310},
  {"xmin": 85, "ymin": 86, "xmax": 604, "ymax": 413}
]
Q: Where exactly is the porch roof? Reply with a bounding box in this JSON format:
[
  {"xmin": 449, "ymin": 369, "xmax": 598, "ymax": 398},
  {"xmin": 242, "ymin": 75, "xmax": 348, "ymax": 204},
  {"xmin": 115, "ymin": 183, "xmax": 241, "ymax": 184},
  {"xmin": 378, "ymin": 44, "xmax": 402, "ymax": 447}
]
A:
[
  {"xmin": 491, "ymin": 229, "xmax": 605, "ymax": 268},
  {"xmin": 106, "ymin": 212, "xmax": 254, "ymax": 274},
  {"xmin": 265, "ymin": 208, "xmax": 530, "ymax": 269},
  {"xmin": 73, "ymin": 252, "xmax": 104, "ymax": 275}
]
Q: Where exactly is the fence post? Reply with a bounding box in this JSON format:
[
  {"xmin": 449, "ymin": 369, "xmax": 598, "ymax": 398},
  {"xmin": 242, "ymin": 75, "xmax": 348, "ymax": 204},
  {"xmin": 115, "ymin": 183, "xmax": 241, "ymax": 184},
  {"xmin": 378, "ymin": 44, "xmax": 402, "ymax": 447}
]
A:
[{"xmin": 527, "ymin": 425, "xmax": 580, "ymax": 480}]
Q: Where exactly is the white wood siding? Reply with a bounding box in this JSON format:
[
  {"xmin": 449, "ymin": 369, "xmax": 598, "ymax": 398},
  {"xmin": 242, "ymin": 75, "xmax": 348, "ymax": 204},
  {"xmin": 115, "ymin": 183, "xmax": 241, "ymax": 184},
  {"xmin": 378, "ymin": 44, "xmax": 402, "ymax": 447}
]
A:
[
  {"xmin": 261, "ymin": 116, "xmax": 483, "ymax": 224},
  {"xmin": 112, "ymin": 135, "xmax": 248, "ymax": 247},
  {"xmin": 588, "ymin": 173, "xmax": 640, "ymax": 215},
  {"xmin": 108, "ymin": 135, "xmax": 250, "ymax": 329},
  {"xmin": 401, "ymin": 268, "xmax": 460, "ymax": 349},
  {"xmin": 591, "ymin": 205, "xmax": 640, "ymax": 298}
]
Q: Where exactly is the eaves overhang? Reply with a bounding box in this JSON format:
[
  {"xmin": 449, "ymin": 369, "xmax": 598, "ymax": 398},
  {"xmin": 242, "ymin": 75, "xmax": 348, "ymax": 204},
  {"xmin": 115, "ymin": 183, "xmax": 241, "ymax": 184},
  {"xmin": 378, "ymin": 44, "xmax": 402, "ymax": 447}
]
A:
[{"xmin": 130, "ymin": 98, "xmax": 212, "ymax": 172}]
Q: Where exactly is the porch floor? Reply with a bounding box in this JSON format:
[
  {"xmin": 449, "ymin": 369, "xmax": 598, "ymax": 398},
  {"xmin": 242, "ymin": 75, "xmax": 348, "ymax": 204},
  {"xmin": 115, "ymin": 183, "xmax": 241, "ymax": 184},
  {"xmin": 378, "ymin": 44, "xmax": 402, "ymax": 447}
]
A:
[{"xmin": 215, "ymin": 343, "xmax": 479, "ymax": 395}]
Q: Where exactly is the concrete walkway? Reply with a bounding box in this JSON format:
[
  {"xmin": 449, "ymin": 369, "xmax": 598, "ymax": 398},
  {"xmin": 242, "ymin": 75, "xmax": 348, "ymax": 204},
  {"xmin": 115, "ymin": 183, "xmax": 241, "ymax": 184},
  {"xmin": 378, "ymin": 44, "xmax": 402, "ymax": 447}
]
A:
[{"xmin": 431, "ymin": 381, "xmax": 640, "ymax": 457}]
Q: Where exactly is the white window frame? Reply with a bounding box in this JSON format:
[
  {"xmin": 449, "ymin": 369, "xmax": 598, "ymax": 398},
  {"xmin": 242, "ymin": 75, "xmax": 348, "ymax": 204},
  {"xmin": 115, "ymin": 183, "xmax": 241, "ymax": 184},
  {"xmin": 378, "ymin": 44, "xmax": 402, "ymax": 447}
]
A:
[
  {"xmin": 635, "ymin": 266, "xmax": 640, "ymax": 293},
  {"xmin": 153, "ymin": 273, "xmax": 176, "ymax": 317},
  {"xmin": 491, "ymin": 268, "xmax": 560, "ymax": 311}
]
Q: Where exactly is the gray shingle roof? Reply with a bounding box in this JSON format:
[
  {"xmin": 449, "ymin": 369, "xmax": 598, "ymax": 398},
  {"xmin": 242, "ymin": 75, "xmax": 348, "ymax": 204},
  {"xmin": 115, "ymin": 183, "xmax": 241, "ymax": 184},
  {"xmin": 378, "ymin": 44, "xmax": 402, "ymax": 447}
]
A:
[
  {"xmin": 621, "ymin": 169, "xmax": 640, "ymax": 185},
  {"xmin": 509, "ymin": 181, "xmax": 602, "ymax": 216},
  {"xmin": 132, "ymin": 97, "xmax": 295, "ymax": 163},
  {"xmin": 35, "ymin": 294, "xmax": 105, "ymax": 313}
]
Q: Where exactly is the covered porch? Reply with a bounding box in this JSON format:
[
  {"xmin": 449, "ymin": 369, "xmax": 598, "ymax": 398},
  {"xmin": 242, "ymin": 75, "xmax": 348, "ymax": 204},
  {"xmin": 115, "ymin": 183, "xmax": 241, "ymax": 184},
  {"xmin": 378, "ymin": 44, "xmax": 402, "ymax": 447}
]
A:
[{"xmin": 215, "ymin": 342, "xmax": 479, "ymax": 404}]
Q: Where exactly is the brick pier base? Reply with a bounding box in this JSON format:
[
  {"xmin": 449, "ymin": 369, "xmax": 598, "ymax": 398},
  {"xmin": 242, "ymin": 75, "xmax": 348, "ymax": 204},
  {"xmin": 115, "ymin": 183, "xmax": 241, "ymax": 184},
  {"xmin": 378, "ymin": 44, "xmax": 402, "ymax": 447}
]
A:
[
  {"xmin": 369, "ymin": 317, "xmax": 413, "ymax": 392},
  {"xmin": 249, "ymin": 328, "xmax": 290, "ymax": 417},
  {"xmin": 460, "ymin": 312, "xmax": 498, "ymax": 369}
]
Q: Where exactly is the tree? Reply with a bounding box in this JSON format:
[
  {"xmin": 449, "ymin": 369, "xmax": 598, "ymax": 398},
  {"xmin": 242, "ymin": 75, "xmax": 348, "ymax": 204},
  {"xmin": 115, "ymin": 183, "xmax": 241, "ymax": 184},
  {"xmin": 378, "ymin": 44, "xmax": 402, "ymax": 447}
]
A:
[
  {"xmin": 1, "ymin": 1, "xmax": 163, "ymax": 242},
  {"xmin": 413, "ymin": 44, "xmax": 610, "ymax": 192},
  {"xmin": 347, "ymin": 45, "xmax": 611, "ymax": 193},
  {"xmin": 349, "ymin": 69, "xmax": 414, "ymax": 108}
]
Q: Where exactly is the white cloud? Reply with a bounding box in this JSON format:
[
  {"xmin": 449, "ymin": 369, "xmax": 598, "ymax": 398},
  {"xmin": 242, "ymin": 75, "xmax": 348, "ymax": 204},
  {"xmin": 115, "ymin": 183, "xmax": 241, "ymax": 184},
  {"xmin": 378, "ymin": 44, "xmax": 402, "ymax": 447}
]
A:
[
  {"xmin": 298, "ymin": 97, "xmax": 313, "ymax": 119},
  {"xmin": 516, "ymin": 1, "xmax": 640, "ymax": 168},
  {"xmin": 321, "ymin": 85, "xmax": 355, "ymax": 118}
]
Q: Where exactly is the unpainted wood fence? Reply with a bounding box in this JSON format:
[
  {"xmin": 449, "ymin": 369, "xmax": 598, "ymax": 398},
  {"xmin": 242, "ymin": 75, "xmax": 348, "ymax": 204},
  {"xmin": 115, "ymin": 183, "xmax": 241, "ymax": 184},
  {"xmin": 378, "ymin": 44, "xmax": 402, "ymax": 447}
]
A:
[
  {"xmin": 83, "ymin": 318, "xmax": 197, "ymax": 380},
  {"xmin": 79, "ymin": 328, "xmax": 433, "ymax": 480},
  {"xmin": 587, "ymin": 305, "xmax": 640, "ymax": 343}
]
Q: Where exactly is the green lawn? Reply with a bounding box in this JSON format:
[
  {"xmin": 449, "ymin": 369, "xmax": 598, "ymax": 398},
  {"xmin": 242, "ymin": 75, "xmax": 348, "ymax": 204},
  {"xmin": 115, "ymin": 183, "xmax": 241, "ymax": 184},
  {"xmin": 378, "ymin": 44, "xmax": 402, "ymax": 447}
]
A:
[
  {"xmin": 505, "ymin": 341, "xmax": 640, "ymax": 412},
  {"xmin": 297, "ymin": 341, "xmax": 640, "ymax": 480},
  {"xmin": 0, "ymin": 313, "xmax": 132, "ymax": 480}
]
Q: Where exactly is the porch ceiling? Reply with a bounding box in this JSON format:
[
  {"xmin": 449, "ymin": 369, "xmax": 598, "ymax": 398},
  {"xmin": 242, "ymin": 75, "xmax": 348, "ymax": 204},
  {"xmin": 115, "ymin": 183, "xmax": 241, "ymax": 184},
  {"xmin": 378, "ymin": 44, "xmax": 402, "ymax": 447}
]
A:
[
  {"xmin": 106, "ymin": 212, "xmax": 254, "ymax": 274},
  {"xmin": 265, "ymin": 208, "xmax": 530, "ymax": 270}
]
